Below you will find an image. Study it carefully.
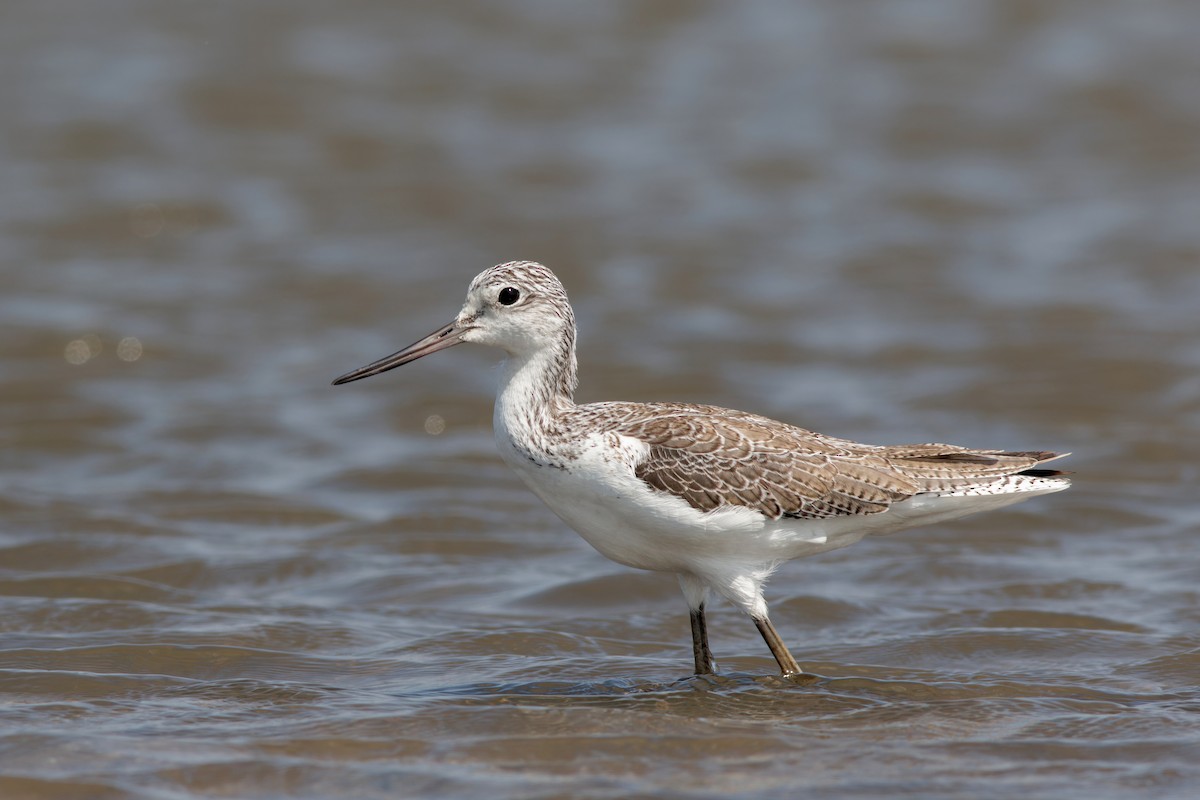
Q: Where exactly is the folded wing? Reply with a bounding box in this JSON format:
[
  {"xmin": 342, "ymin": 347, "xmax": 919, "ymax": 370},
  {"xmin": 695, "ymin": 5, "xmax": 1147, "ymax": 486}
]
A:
[{"xmin": 589, "ymin": 402, "xmax": 1066, "ymax": 520}]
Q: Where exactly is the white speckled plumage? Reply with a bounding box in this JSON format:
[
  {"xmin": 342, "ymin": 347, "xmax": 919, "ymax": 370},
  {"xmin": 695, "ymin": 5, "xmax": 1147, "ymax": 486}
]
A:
[{"xmin": 333, "ymin": 261, "xmax": 1070, "ymax": 677}]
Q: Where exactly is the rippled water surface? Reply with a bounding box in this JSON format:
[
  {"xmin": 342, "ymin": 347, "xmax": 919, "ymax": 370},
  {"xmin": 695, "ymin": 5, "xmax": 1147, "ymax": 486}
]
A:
[{"xmin": 3, "ymin": 2, "xmax": 1199, "ymax": 798}]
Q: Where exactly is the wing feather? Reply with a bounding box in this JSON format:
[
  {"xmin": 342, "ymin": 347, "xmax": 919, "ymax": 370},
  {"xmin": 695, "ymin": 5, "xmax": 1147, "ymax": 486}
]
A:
[{"xmin": 569, "ymin": 402, "xmax": 1065, "ymax": 520}]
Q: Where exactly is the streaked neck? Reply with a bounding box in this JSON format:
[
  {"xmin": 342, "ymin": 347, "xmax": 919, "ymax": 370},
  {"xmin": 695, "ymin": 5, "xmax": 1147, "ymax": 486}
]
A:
[{"xmin": 495, "ymin": 327, "xmax": 578, "ymax": 438}]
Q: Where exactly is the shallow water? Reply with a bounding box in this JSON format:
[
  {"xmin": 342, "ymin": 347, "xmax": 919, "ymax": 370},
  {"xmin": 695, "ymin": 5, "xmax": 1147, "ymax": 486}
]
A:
[{"xmin": 2, "ymin": 1, "xmax": 1199, "ymax": 798}]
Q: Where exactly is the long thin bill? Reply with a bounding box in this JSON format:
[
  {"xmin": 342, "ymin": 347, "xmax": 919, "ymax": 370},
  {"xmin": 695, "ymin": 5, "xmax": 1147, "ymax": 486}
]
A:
[{"xmin": 331, "ymin": 320, "xmax": 468, "ymax": 385}]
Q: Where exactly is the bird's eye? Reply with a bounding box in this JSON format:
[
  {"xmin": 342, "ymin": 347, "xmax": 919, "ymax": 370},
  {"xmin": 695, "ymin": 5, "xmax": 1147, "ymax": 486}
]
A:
[{"xmin": 498, "ymin": 287, "xmax": 520, "ymax": 306}]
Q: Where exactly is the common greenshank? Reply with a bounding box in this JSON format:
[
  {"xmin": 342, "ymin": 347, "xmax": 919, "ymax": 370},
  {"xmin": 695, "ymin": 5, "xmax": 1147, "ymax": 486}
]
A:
[{"xmin": 333, "ymin": 261, "xmax": 1069, "ymax": 677}]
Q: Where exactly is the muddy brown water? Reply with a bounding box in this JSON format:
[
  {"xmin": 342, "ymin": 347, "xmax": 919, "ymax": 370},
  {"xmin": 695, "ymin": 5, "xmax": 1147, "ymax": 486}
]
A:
[{"xmin": 2, "ymin": 2, "xmax": 1199, "ymax": 798}]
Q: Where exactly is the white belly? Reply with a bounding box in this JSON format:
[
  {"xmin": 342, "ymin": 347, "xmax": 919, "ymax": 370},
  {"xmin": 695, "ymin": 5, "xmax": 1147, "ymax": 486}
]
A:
[{"xmin": 495, "ymin": 428, "xmax": 871, "ymax": 575}]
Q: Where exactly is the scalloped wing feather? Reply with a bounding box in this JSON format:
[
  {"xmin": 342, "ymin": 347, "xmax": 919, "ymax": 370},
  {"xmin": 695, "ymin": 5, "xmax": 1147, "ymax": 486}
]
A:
[{"xmin": 567, "ymin": 402, "xmax": 1066, "ymax": 521}]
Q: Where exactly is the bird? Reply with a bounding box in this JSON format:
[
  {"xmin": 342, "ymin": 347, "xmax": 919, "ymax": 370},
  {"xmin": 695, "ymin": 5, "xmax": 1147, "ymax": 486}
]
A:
[{"xmin": 332, "ymin": 260, "xmax": 1070, "ymax": 678}]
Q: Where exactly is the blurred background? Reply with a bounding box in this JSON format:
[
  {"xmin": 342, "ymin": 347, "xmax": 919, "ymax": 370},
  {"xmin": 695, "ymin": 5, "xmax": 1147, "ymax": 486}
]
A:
[{"xmin": 1, "ymin": 2, "xmax": 1198, "ymax": 799}]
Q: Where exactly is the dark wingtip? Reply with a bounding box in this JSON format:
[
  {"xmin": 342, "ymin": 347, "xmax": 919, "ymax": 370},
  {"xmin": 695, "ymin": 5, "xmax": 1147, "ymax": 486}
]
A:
[{"xmin": 1019, "ymin": 468, "xmax": 1072, "ymax": 477}]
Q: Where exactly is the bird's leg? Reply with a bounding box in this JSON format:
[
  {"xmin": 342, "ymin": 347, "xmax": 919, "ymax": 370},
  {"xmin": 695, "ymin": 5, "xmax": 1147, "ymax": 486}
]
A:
[
  {"xmin": 689, "ymin": 603, "xmax": 715, "ymax": 675},
  {"xmin": 753, "ymin": 615, "xmax": 802, "ymax": 676},
  {"xmin": 678, "ymin": 574, "xmax": 715, "ymax": 675}
]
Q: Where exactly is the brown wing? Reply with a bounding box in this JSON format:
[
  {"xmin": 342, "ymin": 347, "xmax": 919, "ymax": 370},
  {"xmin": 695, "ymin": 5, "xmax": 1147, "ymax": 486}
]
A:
[{"xmin": 582, "ymin": 402, "xmax": 1064, "ymax": 520}]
